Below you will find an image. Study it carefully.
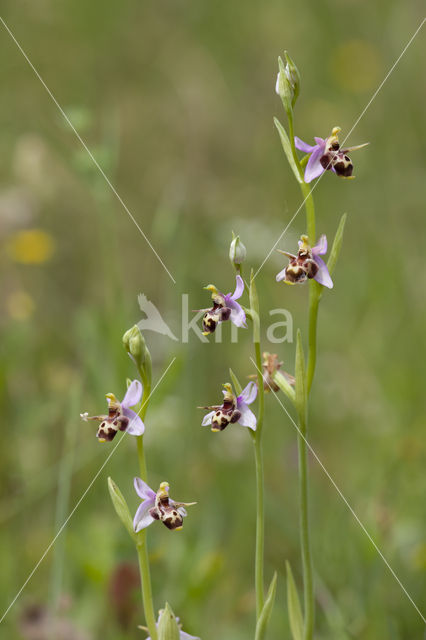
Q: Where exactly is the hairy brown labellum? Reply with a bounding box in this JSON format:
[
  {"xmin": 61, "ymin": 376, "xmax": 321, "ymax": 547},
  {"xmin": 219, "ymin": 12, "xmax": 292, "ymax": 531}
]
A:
[
  {"xmin": 285, "ymin": 261, "xmax": 308, "ymax": 284},
  {"xmin": 202, "ymin": 305, "xmax": 231, "ymax": 334}
]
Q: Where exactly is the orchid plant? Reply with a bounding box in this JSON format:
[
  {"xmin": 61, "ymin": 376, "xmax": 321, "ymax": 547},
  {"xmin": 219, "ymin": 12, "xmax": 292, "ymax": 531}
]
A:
[
  {"xmin": 81, "ymin": 325, "xmax": 199, "ymax": 640},
  {"xmin": 271, "ymin": 52, "xmax": 366, "ymax": 639},
  {"xmin": 192, "ymin": 51, "xmax": 366, "ymax": 640},
  {"xmin": 80, "ymin": 51, "xmax": 366, "ymax": 640}
]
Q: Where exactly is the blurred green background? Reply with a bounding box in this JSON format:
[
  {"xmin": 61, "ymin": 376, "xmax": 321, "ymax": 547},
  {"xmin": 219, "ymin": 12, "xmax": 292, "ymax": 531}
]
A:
[{"xmin": 0, "ymin": 1, "xmax": 425, "ymax": 638}]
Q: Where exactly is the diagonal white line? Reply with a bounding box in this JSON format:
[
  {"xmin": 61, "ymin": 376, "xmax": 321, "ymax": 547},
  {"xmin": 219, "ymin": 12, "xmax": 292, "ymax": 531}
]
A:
[
  {"xmin": 0, "ymin": 357, "xmax": 176, "ymax": 624},
  {"xmin": 249, "ymin": 357, "xmax": 426, "ymax": 623},
  {"xmin": 254, "ymin": 17, "xmax": 426, "ymax": 280},
  {"xmin": 0, "ymin": 15, "xmax": 176, "ymax": 285}
]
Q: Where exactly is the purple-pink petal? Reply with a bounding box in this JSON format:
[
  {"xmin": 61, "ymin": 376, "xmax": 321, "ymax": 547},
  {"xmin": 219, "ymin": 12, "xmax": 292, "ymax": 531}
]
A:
[
  {"xmin": 314, "ymin": 136, "xmax": 325, "ymax": 146},
  {"xmin": 294, "ymin": 136, "xmax": 316, "ymax": 154},
  {"xmin": 304, "ymin": 146, "xmax": 325, "ymax": 183},
  {"xmin": 312, "ymin": 234, "xmax": 327, "ymax": 256},
  {"xmin": 313, "ymin": 255, "xmax": 333, "ymax": 289},
  {"xmin": 121, "ymin": 379, "xmax": 143, "ymax": 408},
  {"xmin": 122, "ymin": 407, "xmax": 145, "ymax": 436},
  {"xmin": 226, "ymin": 298, "xmax": 247, "ymax": 328},
  {"xmin": 231, "ymin": 274, "xmax": 244, "ymax": 301},
  {"xmin": 134, "ymin": 477, "xmax": 156, "ymax": 501},
  {"xmin": 238, "ymin": 381, "xmax": 257, "ymax": 406},
  {"xmin": 237, "ymin": 402, "xmax": 257, "ymax": 430},
  {"xmin": 133, "ymin": 498, "xmax": 156, "ymax": 532}
]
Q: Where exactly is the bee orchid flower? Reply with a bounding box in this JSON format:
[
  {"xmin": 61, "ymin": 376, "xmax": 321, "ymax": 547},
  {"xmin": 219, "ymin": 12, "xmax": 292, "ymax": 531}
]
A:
[
  {"xmin": 200, "ymin": 381, "xmax": 257, "ymax": 432},
  {"xmin": 276, "ymin": 234, "xmax": 333, "ymax": 289},
  {"xmin": 295, "ymin": 126, "xmax": 368, "ymax": 182},
  {"xmin": 80, "ymin": 379, "xmax": 145, "ymax": 442},
  {"xmin": 133, "ymin": 479, "xmax": 196, "ymax": 532},
  {"xmin": 199, "ymin": 275, "xmax": 247, "ymax": 335}
]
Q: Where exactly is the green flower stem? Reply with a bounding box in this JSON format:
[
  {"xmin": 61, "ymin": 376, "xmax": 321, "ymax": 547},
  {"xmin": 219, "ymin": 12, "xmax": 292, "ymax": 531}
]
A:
[
  {"xmin": 300, "ymin": 182, "xmax": 316, "ymax": 246},
  {"xmin": 136, "ymin": 535, "xmax": 157, "ymax": 640},
  {"xmin": 253, "ymin": 434, "xmax": 265, "ymax": 620},
  {"xmin": 254, "ymin": 339, "xmax": 265, "ymax": 439},
  {"xmin": 134, "ymin": 372, "xmax": 157, "ymax": 640},
  {"xmin": 297, "ymin": 411, "xmax": 314, "ymax": 640},
  {"xmin": 287, "ymin": 119, "xmax": 318, "ymax": 639},
  {"xmin": 253, "ymin": 338, "xmax": 265, "ymax": 620},
  {"xmin": 306, "ymin": 282, "xmax": 321, "ymax": 395},
  {"xmin": 244, "ymin": 296, "xmax": 266, "ymax": 621},
  {"xmin": 287, "ymin": 115, "xmax": 304, "ymax": 184},
  {"xmin": 136, "ymin": 435, "xmax": 148, "ymax": 482},
  {"xmin": 298, "ymin": 157, "xmax": 319, "ymax": 393},
  {"xmin": 298, "ymin": 184, "xmax": 317, "ymax": 640}
]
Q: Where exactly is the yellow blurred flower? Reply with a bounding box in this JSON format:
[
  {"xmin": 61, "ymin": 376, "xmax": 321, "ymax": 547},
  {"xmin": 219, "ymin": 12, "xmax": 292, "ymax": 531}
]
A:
[
  {"xmin": 6, "ymin": 229, "xmax": 55, "ymax": 264},
  {"xmin": 331, "ymin": 40, "xmax": 382, "ymax": 93},
  {"xmin": 7, "ymin": 290, "xmax": 35, "ymax": 320}
]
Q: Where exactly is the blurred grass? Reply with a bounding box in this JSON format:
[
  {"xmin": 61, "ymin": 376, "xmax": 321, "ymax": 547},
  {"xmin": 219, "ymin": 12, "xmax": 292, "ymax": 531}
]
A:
[{"xmin": 0, "ymin": 0, "xmax": 425, "ymax": 638}]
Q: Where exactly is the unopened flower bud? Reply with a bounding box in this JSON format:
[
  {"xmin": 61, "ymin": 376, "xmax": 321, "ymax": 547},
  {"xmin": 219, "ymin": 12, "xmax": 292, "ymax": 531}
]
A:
[
  {"xmin": 276, "ymin": 52, "xmax": 301, "ymax": 114},
  {"xmin": 229, "ymin": 233, "xmax": 246, "ymax": 267},
  {"xmin": 123, "ymin": 324, "xmax": 146, "ymax": 361},
  {"xmin": 122, "ymin": 325, "xmax": 152, "ymax": 383},
  {"xmin": 284, "ymin": 51, "xmax": 300, "ymax": 105},
  {"xmin": 157, "ymin": 603, "xmax": 180, "ymax": 640}
]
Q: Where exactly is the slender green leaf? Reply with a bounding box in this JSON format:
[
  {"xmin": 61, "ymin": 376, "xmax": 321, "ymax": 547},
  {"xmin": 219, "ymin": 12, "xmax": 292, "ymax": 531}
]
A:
[
  {"xmin": 327, "ymin": 213, "xmax": 347, "ymax": 276},
  {"xmin": 286, "ymin": 561, "xmax": 304, "ymax": 640},
  {"xmin": 272, "ymin": 370, "xmax": 296, "ymax": 404},
  {"xmin": 274, "ymin": 117, "xmax": 303, "ymax": 183},
  {"xmin": 229, "ymin": 368, "xmax": 243, "ymax": 395},
  {"xmin": 108, "ymin": 477, "xmax": 135, "ymax": 540},
  {"xmin": 255, "ymin": 572, "xmax": 278, "ymax": 640},
  {"xmin": 294, "ymin": 330, "xmax": 306, "ymax": 420}
]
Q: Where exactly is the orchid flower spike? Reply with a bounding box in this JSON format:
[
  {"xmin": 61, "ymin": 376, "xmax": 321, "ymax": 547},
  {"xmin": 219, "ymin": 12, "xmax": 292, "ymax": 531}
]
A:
[
  {"xmin": 276, "ymin": 234, "xmax": 333, "ymax": 289},
  {"xmin": 295, "ymin": 126, "xmax": 368, "ymax": 183},
  {"xmin": 80, "ymin": 379, "xmax": 144, "ymax": 442},
  {"xmin": 198, "ymin": 275, "xmax": 247, "ymax": 335},
  {"xmin": 133, "ymin": 479, "xmax": 196, "ymax": 532},
  {"xmin": 199, "ymin": 381, "xmax": 257, "ymax": 432}
]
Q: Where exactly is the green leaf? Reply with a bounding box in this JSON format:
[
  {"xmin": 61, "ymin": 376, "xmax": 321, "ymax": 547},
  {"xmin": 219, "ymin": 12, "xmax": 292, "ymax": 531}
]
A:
[
  {"xmin": 327, "ymin": 213, "xmax": 347, "ymax": 277},
  {"xmin": 274, "ymin": 117, "xmax": 303, "ymax": 184},
  {"xmin": 286, "ymin": 561, "xmax": 304, "ymax": 640},
  {"xmin": 272, "ymin": 370, "xmax": 296, "ymax": 404},
  {"xmin": 229, "ymin": 368, "xmax": 243, "ymax": 396},
  {"xmin": 255, "ymin": 572, "xmax": 278, "ymax": 640},
  {"xmin": 294, "ymin": 330, "xmax": 306, "ymax": 421},
  {"xmin": 108, "ymin": 477, "xmax": 135, "ymax": 540}
]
